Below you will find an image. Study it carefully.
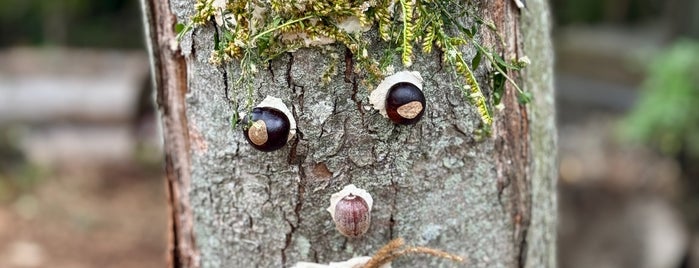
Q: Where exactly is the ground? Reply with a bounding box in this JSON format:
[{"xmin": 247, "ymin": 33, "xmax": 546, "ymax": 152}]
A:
[{"xmin": 0, "ymin": 161, "xmax": 166, "ymax": 268}]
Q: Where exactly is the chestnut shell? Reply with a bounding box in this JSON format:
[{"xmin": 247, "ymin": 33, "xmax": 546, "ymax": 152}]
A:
[
  {"xmin": 242, "ymin": 107, "xmax": 290, "ymax": 152},
  {"xmin": 385, "ymin": 82, "xmax": 426, "ymax": 125}
]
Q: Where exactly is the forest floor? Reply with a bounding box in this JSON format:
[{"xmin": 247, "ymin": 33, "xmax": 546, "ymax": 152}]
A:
[
  {"xmin": 0, "ymin": 160, "xmax": 166, "ymax": 268},
  {"xmin": 0, "ymin": 48, "xmax": 163, "ymax": 268}
]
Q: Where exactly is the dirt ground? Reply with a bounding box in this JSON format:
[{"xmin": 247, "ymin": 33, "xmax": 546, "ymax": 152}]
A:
[{"xmin": 0, "ymin": 161, "xmax": 166, "ymax": 268}]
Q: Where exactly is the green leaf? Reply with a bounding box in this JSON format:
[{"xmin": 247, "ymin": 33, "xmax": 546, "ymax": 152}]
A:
[
  {"xmin": 492, "ymin": 52, "xmax": 520, "ymax": 70},
  {"xmin": 492, "ymin": 71, "xmax": 506, "ymax": 105},
  {"xmin": 471, "ymin": 50, "xmax": 483, "ymax": 70},
  {"xmin": 493, "ymin": 90, "xmax": 503, "ymax": 104},
  {"xmin": 257, "ymin": 33, "xmax": 271, "ymax": 52},
  {"xmin": 222, "ymin": 30, "xmax": 233, "ymax": 41},
  {"xmin": 213, "ymin": 30, "xmax": 220, "ymax": 50},
  {"xmin": 175, "ymin": 23, "xmax": 185, "ymax": 34},
  {"xmin": 230, "ymin": 112, "xmax": 240, "ymax": 130},
  {"xmin": 517, "ymin": 91, "xmax": 533, "ymax": 104}
]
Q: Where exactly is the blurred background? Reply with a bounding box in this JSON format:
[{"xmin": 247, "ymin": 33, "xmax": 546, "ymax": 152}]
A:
[
  {"xmin": 0, "ymin": 0, "xmax": 697, "ymax": 267},
  {"xmin": 552, "ymin": 0, "xmax": 699, "ymax": 267},
  {"xmin": 0, "ymin": 1, "xmax": 165, "ymax": 267}
]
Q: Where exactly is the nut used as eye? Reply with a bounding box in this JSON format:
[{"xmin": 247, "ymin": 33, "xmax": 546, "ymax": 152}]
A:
[
  {"xmin": 385, "ymin": 82, "xmax": 426, "ymax": 124},
  {"xmin": 369, "ymin": 71, "xmax": 426, "ymax": 125},
  {"xmin": 241, "ymin": 96, "xmax": 296, "ymax": 152},
  {"xmin": 327, "ymin": 184, "xmax": 373, "ymax": 238}
]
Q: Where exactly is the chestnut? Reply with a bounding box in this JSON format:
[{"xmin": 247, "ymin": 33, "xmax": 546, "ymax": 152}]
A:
[
  {"xmin": 369, "ymin": 71, "xmax": 426, "ymax": 125},
  {"xmin": 241, "ymin": 96, "xmax": 296, "ymax": 152},
  {"xmin": 385, "ymin": 82, "xmax": 426, "ymax": 125}
]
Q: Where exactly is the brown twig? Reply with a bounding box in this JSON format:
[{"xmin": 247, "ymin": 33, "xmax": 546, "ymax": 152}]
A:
[{"xmin": 362, "ymin": 238, "xmax": 465, "ymax": 268}]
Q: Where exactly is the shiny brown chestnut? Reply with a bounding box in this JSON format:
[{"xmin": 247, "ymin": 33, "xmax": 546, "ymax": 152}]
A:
[
  {"xmin": 242, "ymin": 107, "xmax": 291, "ymax": 152},
  {"xmin": 385, "ymin": 82, "xmax": 426, "ymax": 125},
  {"xmin": 369, "ymin": 71, "xmax": 426, "ymax": 125}
]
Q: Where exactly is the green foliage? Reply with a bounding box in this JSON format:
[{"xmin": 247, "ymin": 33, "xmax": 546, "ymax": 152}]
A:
[
  {"xmin": 620, "ymin": 40, "xmax": 699, "ymax": 156},
  {"xmin": 552, "ymin": 0, "xmax": 662, "ymax": 25},
  {"xmin": 0, "ymin": 0, "xmax": 142, "ymax": 47},
  {"xmin": 181, "ymin": 0, "xmax": 528, "ymax": 135}
]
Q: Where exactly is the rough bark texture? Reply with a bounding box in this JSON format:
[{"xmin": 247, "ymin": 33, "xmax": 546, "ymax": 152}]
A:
[
  {"xmin": 141, "ymin": 0, "xmax": 198, "ymax": 266},
  {"xmin": 142, "ymin": 0, "xmax": 556, "ymax": 267}
]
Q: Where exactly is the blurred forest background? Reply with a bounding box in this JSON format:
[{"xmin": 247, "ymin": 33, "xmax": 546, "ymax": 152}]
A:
[{"xmin": 0, "ymin": 0, "xmax": 697, "ymax": 267}]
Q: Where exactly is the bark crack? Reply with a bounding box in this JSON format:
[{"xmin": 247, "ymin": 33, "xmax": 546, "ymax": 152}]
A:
[
  {"xmin": 281, "ymin": 214, "xmax": 297, "ymax": 266},
  {"xmin": 388, "ymin": 167, "xmax": 399, "ymax": 239},
  {"xmin": 190, "ymin": 31, "xmax": 196, "ymax": 58},
  {"xmin": 312, "ymin": 249, "xmax": 319, "ymax": 263},
  {"xmin": 517, "ymin": 216, "xmax": 529, "ymax": 268},
  {"xmin": 222, "ymin": 68, "xmax": 230, "ymax": 104},
  {"xmin": 164, "ymin": 162, "xmax": 182, "ymax": 268},
  {"xmin": 213, "ymin": 24, "xmax": 232, "ymax": 107},
  {"xmin": 282, "ymin": 53, "xmax": 307, "ymax": 266},
  {"xmin": 286, "ymin": 53, "xmax": 294, "ymax": 88},
  {"xmin": 343, "ymin": 48, "xmax": 354, "ymax": 83},
  {"xmin": 344, "ymin": 48, "xmax": 365, "ymax": 120},
  {"xmin": 281, "ymin": 124, "xmax": 306, "ymax": 267},
  {"xmin": 268, "ymin": 63, "xmax": 276, "ymax": 82}
]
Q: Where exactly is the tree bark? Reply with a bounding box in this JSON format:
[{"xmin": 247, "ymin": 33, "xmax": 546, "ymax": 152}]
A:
[{"xmin": 142, "ymin": 0, "xmax": 557, "ymax": 267}]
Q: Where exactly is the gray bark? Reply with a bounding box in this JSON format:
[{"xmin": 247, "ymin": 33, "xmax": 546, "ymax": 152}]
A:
[{"xmin": 142, "ymin": 0, "xmax": 557, "ymax": 267}]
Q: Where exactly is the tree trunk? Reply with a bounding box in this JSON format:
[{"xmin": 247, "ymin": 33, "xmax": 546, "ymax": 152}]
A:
[{"xmin": 141, "ymin": 0, "xmax": 556, "ymax": 267}]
